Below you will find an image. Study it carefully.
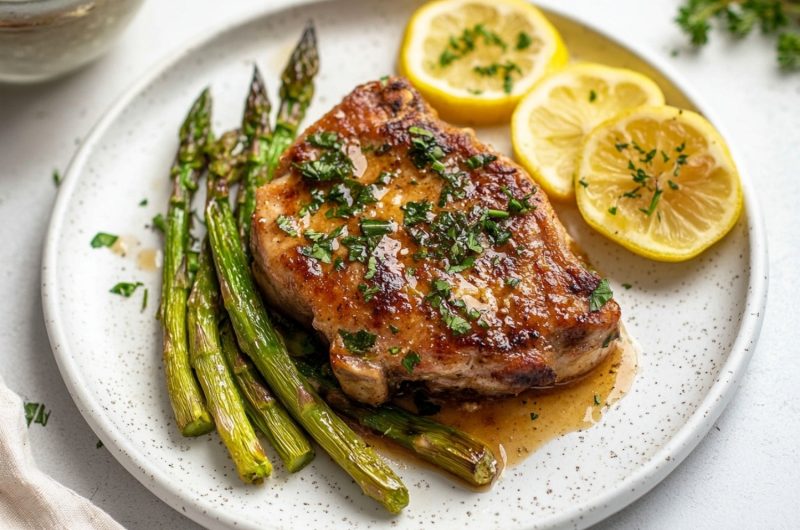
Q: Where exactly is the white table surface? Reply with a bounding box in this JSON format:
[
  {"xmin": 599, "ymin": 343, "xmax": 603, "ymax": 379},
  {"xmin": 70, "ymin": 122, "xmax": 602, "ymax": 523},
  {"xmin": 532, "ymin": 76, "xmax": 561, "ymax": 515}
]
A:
[{"xmin": 1, "ymin": 0, "xmax": 798, "ymax": 528}]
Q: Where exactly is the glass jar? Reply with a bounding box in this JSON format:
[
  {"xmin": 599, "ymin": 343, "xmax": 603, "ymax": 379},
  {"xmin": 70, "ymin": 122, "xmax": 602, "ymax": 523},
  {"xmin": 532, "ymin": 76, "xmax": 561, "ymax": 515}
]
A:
[{"xmin": 0, "ymin": 0, "xmax": 145, "ymax": 83}]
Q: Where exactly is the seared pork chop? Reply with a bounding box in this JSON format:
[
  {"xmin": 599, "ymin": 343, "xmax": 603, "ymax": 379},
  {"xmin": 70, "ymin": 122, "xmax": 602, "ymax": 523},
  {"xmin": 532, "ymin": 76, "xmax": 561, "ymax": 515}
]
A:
[{"xmin": 252, "ymin": 77, "xmax": 621, "ymax": 405}]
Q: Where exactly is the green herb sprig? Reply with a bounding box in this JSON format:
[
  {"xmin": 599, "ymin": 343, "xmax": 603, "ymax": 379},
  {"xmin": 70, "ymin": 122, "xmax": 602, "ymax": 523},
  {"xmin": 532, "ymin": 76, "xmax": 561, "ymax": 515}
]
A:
[{"xmin": 676, "ymin": 0, "xmax": 800, "ymax": 70}]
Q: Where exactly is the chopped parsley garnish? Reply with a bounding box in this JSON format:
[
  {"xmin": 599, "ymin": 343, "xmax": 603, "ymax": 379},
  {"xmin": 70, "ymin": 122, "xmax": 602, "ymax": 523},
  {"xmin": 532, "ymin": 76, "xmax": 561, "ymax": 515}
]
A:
[
  {"xmin": 529, "ymin": 412, "xmax": 539, "ymax": 421},
  {"xmin": 505, "ymin": 277, "xmax": 521, "ymax": 288},
  {"xmin": 425, "ymin": 279, "xmax": 472, "ymax": 336},
  {"xmin": 294, "ymin": 150, "xmax": 353, "ymax": 182},
  {"xmin": 437, "ymin": 169, "xmax": 471, "ymax": 206},
  {"xmin": 439, "ymin": 24, "xmax": 507, "ymax": 67},
  {"xmin": 151, "ymin": 214, "xmax": 167, "ymax": 233},
  {"xmin": 446, "ymin": 255, "xmax": 476, "ymax": 274},
  {"xmin": 338, "ymin": 329, "xmax": 377, "ymax": 354},
  {"xmin": 24, "ymin": 402, "xmax": 50, "ymax": 427},
  {"xmin": 52, "ymin": 169, "xmax": 62, "ymax": 187},
  {"xmin": 615, "ymin": 142, "xmax": 629, "ymax": 152},
  {"xmin": 516, "ymin": 31, "xmax": 532, "ymax": 50},
  {"xmin": 593, "ymin": 394, "xmax": 602, "ymax": 406},
  {"xmin": 401, "ymin": 351, "xmax": 422, "ymax": 373},
  {"xmin": 482, "ymin": 216, "xmax": 512, "ymax": 246},
  {"xmin": 333, "ymin": 257, "xmax": 346, "ymax": 271},
  {"xmin": 407, "ymin": 125, "xmax": 472, "ymax": 206},
  {"xmin": 294, "ymin": 131, "xmax": 353, "ymax": 182},
  {"xmin": 299, "ymin": 188, "xmax": 326, "ymax": 216},
  {"xmin": 141, "ymin": 288, "xmax": 149, "ymax": 312},
  {"xmin": 409, "ymin": 126, "xmax": 446, "ymax": 168},
  {"xmin": 298, "ymin": 226, "xmax": 345, "ymax": 264},
  {"xmin": 388, "ymin": 346, "xmax": 402, "ymax": 355},
  {"xmin": 276, "ymin": 215, "xmax": 298, "ymax": 237},
  {"xmin": 589, "ymin": 89, "xmax": 597, "ymax": 102},
  {"xmin": 389, "ymin": 324, "xmax": 400, "ymax": 334},
  {"xmin": 615, "ymin": 141, "xmax": 690, "ymax": 218},
  {"xmin": 341, "ymin": 233, "xmax": 378, "ymax": 263},
  {"xmin": 358, "ymin": 283, "xmax": 380, "ymax": 302},
  {"xmin": 360, "ymin": 218, "xmax": 395, "ymax": 237},
  {"xmin": 96, "ymin": 439, "xmax": 104, "ymax": 449},
  {"xmin": 502, "ymin": 186, "xmax": 535, "ymax": 215},
  {"xmin": 376, "ymin": 170, "xmax": 396, "ymax": 186},
  {"xmin": 90, "ymin": 232, "xmax": 118, "ymax": 248},
  {"xmin": 472, "ymin": 61, "xmax": 522, "ymax": 94},
  {"xmin": 589, "ymin": 279, "xmax": 614, "ymax": 311},
  {"xmin": 639, "ymin": 188, "xmax": 663, "ymax": 216},
  {"xmin": 138, "ymin": 198, "xmax": 148, "ymax": 207},
  {"xmin": 110, "ymin": 281, "xmax": 143, "ymax": 297},
  {"xmin": 578, "ymin": 177, "xmax": 589, "ymax": 188},
  {"xmin": 364, "ymin": 255, "xmax": 377, "ymax": 279},
  {"xmin": 602, "ymin": 331, "xmax": 621, "ymax": 348},
  {"xmin": 401, "ymin": 200, "xmax": 432, "ymax": 226},
  {"xmin": 407, "ymin": 207, "xmax": 486, "ymax": 272},
  {"xmin": 465, "ymin": 153, "xmax": 497, "ymax": 169},
  {"xmin": 622, "ymin": 283, "xmax": 633, "ymax": 290},
  {"xmin": 307, "ymin": 131, "xmax": 341, "ymax": 149},
  {"xmin": 325, "ymin": 179, "xmax": 378, "ymax": 219},
  {"xmin": 486, "ymin": 208, "xmax": 509, "ymax": 219}
]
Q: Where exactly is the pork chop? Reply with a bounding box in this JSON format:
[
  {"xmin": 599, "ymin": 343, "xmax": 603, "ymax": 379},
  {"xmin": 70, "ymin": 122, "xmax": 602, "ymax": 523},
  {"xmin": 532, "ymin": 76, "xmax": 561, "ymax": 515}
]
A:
[{"xmin": 252, "ymin": 77, "xmax": 621, "ymax": 405}]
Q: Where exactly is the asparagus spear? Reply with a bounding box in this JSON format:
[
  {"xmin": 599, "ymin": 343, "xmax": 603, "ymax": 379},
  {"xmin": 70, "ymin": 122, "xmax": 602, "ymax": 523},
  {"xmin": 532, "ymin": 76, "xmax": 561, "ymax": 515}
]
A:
[
  {"xmin": 224, "ymin": 66, "xmax": 316, "ymax": 471},
  {"xmin": 186, "ymin": 131, "xmax": 272, "ymax": 483},
  {"xmin": 296, "ymin": 361, "xmax": 498, "ymax": 487},
  {"xmin": 160, "ymin": 89, "xmax": 214, "ymax": 437},
  {"xmin": 264, "ymin": 23, "xmax": 320, "ymax": 179},
  {"xmin": 235, "ymin": 66, "xmax": 272, "ymax": 248},
  {"xmin": 205, "ymin": 196, "xmax": 409, "ymax": 514},
  {"xmin": 219, "ymin": 320, "xmax": 314, "ymax": 472}
]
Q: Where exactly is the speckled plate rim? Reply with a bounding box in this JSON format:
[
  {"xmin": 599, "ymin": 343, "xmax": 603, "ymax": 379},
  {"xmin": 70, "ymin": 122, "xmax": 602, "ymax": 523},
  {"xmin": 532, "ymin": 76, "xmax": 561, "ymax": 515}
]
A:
[{"xmin": 41, "ymin": 1, "xmax": 769, "ymax": 528}]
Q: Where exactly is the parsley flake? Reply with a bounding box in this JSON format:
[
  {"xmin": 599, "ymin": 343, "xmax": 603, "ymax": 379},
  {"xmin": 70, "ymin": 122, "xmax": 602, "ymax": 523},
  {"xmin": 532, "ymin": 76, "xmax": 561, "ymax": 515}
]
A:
[
  {"xmin": 516, "ymin": 31, "xmax": 532, "ymax": 50},
  {"xmin": 466, "ymin": 153, "xmax": 497, "ymax": 169},
  {"xmin": 276, "ymin": 215, "xmax": 298, "ymax": 237},
  {"xmin": 23, "ymin": 402, "xmax": 50, "ymax": 427},
  {"xmin": 358, "ymin": 283, "xmax": 380, "ymax": 302},
  {"xmin": 338, "ymin": 329, "xmax": 377, "ymax": 354},
  {"xmin": 589, "ymin": 279, "xmax": 614, "ymax": 311},
  {"xmin": 151, "ymin": 214, "xmax": 167, "ymax": 234},
  {"xmin": 110, "ymin": 281, "xmax": 143, "ymax": 297},
  {"xmin": 90, "ymin": 232, "xmax": 118, "ymax": 248},
  {"xmin": 401, "ymin": 351, "xmax": 421, "ymax": 373},
  {"xmin": 402, "ymin": 200, "xmax": 432, "ymax": 226}
]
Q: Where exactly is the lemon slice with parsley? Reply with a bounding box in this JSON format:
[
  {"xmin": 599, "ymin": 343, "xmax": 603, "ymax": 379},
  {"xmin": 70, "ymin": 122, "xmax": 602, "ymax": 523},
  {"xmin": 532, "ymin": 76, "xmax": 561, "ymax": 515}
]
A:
[
  {"xmin": 575, "ymin": 105, "xmax": 743, "ymax": 262},
  {"xmin": 511, "ymin": 63, "xmax": 665, "ymax": 200},
  {"xmin": 399, "ymin": 0, "xmax": 568, "ymax": 125}
]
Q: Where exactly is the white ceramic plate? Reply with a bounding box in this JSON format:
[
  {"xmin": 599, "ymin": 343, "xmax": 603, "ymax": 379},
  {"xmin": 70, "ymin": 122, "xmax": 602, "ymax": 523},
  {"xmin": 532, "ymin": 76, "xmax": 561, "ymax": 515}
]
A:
[{"xmin": 42, "ymin": 1, "xmax": 768, "ymax": 528}]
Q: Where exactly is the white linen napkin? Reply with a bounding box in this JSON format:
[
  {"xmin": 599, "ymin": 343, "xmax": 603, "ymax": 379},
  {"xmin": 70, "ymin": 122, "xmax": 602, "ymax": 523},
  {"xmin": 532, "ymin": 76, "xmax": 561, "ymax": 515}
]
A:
[{"xmin": 0, "ymin": 375, "xmax": 124, "ymax": 530}]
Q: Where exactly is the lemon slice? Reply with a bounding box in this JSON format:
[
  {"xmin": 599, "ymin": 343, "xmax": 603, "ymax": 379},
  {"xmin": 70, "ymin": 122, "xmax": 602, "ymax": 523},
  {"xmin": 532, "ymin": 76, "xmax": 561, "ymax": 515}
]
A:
[
  {"xmin": 575, "ymin": 106, "xmax": 743, "ymax": 262},
  {"xmin": 512, "ymin": 63, "xmax": 665, "ymax": 200},
  {"xmin": 399, "ymin": 0, "xmax": 568, "ymax": 125}
]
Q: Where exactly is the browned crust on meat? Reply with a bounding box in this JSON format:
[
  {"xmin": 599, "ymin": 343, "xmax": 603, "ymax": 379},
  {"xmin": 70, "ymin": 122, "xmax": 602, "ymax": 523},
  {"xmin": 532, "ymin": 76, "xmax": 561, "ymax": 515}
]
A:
[{"xmin": 252, "ymin": 77, "xmax": 621, "ymax": 405}]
